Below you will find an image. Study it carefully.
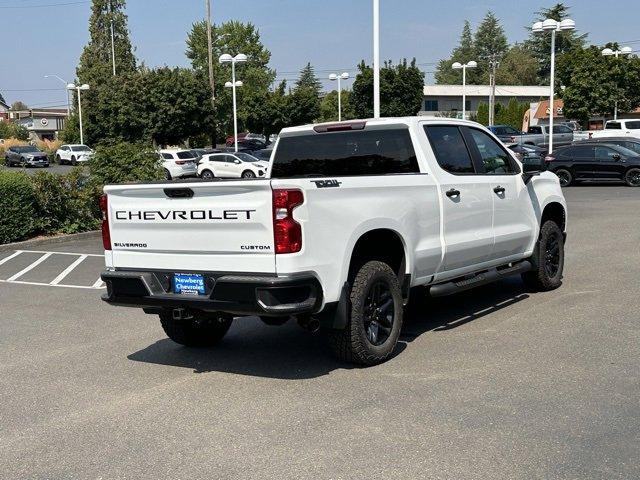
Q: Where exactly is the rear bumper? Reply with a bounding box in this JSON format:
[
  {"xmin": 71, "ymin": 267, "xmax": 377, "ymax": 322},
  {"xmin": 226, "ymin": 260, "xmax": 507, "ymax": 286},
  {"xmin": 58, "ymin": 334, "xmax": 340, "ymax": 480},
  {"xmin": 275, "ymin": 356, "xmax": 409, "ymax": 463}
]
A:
[{"xmin": 101, "ymin": 269, "xmax": 323, "ymax": 317}]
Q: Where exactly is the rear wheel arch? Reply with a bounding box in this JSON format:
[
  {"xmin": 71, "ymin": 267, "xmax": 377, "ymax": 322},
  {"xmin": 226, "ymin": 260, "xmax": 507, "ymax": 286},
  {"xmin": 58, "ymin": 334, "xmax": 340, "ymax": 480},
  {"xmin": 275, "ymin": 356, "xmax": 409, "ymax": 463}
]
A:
[{"xmin": 347, "ymin": 229, "xmax": 408, "ymax": 289}]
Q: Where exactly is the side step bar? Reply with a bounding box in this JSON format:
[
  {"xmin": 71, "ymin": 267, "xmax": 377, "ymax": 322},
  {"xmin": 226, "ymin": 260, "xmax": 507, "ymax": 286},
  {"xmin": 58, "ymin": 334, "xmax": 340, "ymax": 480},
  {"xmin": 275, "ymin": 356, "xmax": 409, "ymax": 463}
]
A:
[{"xmin": 429, "ymin": 261, "xmax": 532, "ymax": 298}]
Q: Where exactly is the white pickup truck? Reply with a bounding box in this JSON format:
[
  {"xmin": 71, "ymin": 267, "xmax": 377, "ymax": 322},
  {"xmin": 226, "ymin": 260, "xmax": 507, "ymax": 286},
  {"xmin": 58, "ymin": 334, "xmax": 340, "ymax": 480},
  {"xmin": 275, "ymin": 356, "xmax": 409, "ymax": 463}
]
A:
[
  {"xmin": 590, "ymin": 119, "xmax": 640, "ymax": 140},
  {"xmin": 100, "ymin": 118, "xmax": 567, "ymax": 365}
]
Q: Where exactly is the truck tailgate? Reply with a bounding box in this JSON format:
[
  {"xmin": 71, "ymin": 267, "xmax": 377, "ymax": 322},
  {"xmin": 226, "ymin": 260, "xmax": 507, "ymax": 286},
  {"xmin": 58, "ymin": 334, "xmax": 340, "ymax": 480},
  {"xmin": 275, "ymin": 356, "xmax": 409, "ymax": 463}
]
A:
[{"xmin": 104, "ymin": 180, "xmax": 276, "ymax": 273}]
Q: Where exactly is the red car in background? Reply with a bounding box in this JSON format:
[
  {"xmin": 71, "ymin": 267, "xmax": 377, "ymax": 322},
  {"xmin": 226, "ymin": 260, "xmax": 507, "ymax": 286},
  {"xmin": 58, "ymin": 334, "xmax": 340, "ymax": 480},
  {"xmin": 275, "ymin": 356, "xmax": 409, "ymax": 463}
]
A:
[{"xmin": 225, "ymin": 132, "xmax": 248, "ymax": 147}]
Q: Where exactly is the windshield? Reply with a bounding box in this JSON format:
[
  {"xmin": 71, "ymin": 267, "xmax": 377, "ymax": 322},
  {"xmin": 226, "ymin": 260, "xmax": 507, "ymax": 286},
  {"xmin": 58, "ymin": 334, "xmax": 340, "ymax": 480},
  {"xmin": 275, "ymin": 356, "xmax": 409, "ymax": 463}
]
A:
[
  {"xmin": 72, "ymin": 145, "xmax": 91, "ymax": 152},
  {"xmin": 16, "ymin": 146, "xmax": 39, "ymax": 153},
  {"xmin": 236, "ymin": 152, "xmax": 260, "ymax": 162}
]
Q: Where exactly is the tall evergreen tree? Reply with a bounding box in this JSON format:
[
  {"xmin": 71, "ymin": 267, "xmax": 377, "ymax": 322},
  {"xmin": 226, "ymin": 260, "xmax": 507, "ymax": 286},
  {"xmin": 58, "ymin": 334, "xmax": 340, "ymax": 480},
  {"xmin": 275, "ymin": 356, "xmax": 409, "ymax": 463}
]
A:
[
  {"xmin": 77, "ymin": 0, "xmax": 136, "ymax": 83},
  {"xmin": 435, "ymin": 21, "xmax": 480, "ymax": 85},
  {"xmin": 295, "ymin": 63, "xmax": 322, "ymax": 94},
  {"xmin": 474, "ymin": 11, "xmax": 508, "ymax": 83},
  {"xmin": 495, "ymin": 45, "xmax": 539, "ymax": 85},
  {"xmin": 524, "ymin": 3, "xmax": 587, "ymax": 84}
]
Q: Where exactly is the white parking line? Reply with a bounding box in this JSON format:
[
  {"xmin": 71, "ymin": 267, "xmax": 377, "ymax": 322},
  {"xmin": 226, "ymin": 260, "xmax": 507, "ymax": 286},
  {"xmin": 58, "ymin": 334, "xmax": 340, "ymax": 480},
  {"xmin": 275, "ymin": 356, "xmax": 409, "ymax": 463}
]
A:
[
  {"xmin": 50, "ymin": 254, "xmax": 88, "ymax": 285},
  {"xmin": 15, "ymin": 249, "xmax": 103, "ymax": 258},
  {"xmin": 7, "ymin": 253, "xmax": 53, "ymax": 281},
  {"xmin": 0, "ymin": 280, "xmax": 103, "ymax": 290},
  {"xmin": 0, "ymin": 251, "xmax": 23, "ymax": 266},
  {"xmin": 0, "ymin": 250, "xmax": 106, "ymax": 290}
]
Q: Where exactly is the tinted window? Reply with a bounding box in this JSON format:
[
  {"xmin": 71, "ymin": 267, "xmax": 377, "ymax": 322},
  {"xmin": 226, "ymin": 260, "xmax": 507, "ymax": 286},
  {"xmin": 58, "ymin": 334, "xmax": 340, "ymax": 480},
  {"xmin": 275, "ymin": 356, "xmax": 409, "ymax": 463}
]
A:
[
  {"xmin": 176, "ymin": 151, "xmax": 196, "ymax": 160},
  {"xmin": 568, "ymin": 146, "xmax": 594, "ymax": 158},
  {"xmin": 271, "ymin": 128, "xmax": 419, "ymax": 178},
  {"xmin": 605, "ymin": 122, "xmax": 622, "ymax": 130},
  {"xmin": 208, "ymin": 154, "xmax": 225, "ymax": 162},
  {"xmin": 553, "ymin": 125, "xmax": 572, "ymax": 134},
  {"xmin": 528, "ymin": 126, "xmax": 542, "ymax": 134},
  {"xmin": 424, "ymin": 100, "xmax": 439, "ymax": 111},
  {"xmin": 622, "ymin": 141, "xmax": 640, "ymax": 154},
  {"xmin": 161, "ymin": 153, "xmax": 173, "ymax": 160},
  {"xmin": 626, "ymin": 121, "xmax": 640, "ymax": 130},
  {"xmin": 468, "ymin": 128, "xmax": 516, "ymax": 174},
  {"xmin": 424, "ymin": 126, "xmax": 475, "ymax": 174},
  {"xmin": 596, "ymin": 145, "xmax": 636, "ymax": 159}
]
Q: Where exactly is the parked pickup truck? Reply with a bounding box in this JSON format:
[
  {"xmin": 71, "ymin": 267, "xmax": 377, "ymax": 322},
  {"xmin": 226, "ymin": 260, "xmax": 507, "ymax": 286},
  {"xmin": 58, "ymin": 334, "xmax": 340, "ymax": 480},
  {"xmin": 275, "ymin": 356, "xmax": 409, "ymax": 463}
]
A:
[
  {"xmin": 590, "ymin": 119, "xmax": 640, "ymax": 140},
  {"xmin": 512, "ymin": 124, "xmax": 574, "ymax": 149},
  {"xmin": 100, "ymin": 118, "xmax": 567, "ymax": 365}
]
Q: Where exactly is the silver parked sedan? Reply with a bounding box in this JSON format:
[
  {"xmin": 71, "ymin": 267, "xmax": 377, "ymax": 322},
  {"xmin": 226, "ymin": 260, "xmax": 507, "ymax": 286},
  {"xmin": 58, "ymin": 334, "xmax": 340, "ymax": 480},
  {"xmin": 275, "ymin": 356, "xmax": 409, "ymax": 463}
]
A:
[{"xmin": 4, "ymin": 145, "xmax": 50, "ymax": 168}]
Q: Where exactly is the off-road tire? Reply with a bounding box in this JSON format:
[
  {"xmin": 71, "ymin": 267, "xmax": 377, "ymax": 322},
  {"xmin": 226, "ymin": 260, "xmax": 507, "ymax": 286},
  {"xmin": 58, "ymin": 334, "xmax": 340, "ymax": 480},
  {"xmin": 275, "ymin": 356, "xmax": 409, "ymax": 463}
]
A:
[
  {"xmin": 328, "ymin": 261, "xmax": 403, "ymax": 366},
  {"xmin": 159, "ymin": 311, "xmax": 233, "ymax": 347},
  {"xmin": 624, "ymin": 167, "xmax": 640, "ymax": 187},
  {"xmin": 522, "ymin": 220, "xmax": 564, "ymax": 291}
]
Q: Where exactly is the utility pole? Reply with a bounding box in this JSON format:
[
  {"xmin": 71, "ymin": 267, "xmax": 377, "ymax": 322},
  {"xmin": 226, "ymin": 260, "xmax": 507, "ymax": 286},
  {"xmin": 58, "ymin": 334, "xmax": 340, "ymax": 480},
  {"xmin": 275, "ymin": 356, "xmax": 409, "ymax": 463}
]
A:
[
  {"xmin": 488, "ymin": 54, "xmax": 499, "ymax": 126},
  {"xmin": 206, "ymin": 0, "xmax": 215, "ymax": 107}
]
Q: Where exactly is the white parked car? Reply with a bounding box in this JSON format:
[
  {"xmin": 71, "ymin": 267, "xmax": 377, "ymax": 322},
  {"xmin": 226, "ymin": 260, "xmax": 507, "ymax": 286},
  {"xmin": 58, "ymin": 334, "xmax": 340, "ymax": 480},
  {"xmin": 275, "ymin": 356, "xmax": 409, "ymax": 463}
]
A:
[
  {"xmin": 197, "ymin": 152, "xmax": 268, "ymax": 179},
  {"xmin": 159, "ymin": 149, "xmax": 198, "ymax": 180},
  {"xmin": 56, "ymin": 144, "xmax": 94, "ymax": 165}
]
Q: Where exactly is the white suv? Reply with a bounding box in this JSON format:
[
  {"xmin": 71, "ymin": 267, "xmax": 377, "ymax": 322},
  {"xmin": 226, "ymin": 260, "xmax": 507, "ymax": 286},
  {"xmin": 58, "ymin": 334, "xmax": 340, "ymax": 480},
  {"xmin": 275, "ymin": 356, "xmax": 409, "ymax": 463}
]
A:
[
  {"xmin": 197, "ymin": 152, "xmax": 268, "ymax": 179},
  {"xmin": 56, "ymin": 144, "xmax": 94, "ymax": 165},
  {"xmin": 159, "ymin": 149, "xmax": 198, "ymax": 180}
]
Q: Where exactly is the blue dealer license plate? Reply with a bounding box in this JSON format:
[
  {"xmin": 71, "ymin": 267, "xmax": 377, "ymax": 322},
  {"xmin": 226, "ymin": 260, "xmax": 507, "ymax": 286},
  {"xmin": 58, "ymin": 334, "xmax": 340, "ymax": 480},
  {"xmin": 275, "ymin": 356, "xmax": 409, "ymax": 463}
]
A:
[{"xmin": 173, "ymin": 273, "xmax": 205, "ymax": 295}]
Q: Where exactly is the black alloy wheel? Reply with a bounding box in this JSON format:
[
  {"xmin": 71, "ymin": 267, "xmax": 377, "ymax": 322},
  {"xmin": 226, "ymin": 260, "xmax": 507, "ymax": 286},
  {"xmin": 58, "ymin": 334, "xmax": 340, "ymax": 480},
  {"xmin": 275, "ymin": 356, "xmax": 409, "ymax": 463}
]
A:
[
  {"xmin": 625, "ymin": 168, "xmax": 640, "ymax": 187},
  {"xmin": 555, "ymin": 168, "xmax": 572, "ymax": 187},
  {"xmin": 363, "ymin": 280, "xmax": 395, "ymax": 346},
  {"xmin": 544, "ymin": 230, "xmax": 561, "ymax": 278}
]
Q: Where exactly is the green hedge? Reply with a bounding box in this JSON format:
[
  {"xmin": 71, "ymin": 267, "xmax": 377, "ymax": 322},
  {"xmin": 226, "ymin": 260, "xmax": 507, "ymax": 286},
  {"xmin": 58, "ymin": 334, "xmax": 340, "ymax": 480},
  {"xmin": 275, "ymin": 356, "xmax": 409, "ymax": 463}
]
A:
[
  {"xmin": 0, "ymin": 171, "xmax": 38, "ymax": 243},
  {"xmin": 0, "ymin": 141, "xmax": 164, "ymax": 245}
]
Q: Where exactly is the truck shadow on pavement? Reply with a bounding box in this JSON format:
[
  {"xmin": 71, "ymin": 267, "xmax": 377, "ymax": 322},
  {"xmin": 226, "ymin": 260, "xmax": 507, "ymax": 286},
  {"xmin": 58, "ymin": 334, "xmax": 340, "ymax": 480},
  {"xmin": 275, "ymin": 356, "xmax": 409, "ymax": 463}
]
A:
[{"xmin": 128, "ymin": 277, "xmax": 530, "ymax": 379}]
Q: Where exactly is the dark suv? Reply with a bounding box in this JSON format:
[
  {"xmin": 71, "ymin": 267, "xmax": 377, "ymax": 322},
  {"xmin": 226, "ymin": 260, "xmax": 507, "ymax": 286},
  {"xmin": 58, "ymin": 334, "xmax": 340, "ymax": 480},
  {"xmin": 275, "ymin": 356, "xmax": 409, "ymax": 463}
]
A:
[{"xmin": 546, "ymin": 142, "xmax": 640, "ymax": 187}]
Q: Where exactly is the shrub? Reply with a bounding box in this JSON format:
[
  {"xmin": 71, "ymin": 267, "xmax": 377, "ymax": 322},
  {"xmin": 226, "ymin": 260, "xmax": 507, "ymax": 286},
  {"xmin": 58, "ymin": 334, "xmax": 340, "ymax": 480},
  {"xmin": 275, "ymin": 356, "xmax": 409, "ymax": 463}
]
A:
[
  {"xmin": 89, "ymin": 141, "xmax": 163, "ymax": 185},
  {"xmin": 0, "ymin": 121, "xmax": 29, "ymax": 141},
  {"xmin": 31, "ymin": 169, "xmax": 101, "ymax": 235},
  {"xmin": 0, "ymin": 171, "xmax": 38, "ymax": 243},
  {"xmin": 35, "ymin": 139, "xmax": 63, "ymax": 163}
]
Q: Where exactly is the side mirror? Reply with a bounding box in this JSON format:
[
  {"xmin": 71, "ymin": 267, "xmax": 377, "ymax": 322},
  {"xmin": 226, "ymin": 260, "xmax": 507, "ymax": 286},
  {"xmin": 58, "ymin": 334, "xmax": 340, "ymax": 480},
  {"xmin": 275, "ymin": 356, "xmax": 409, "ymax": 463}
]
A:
[
  {"xmin": 612, "ymin": 153, "xmax": 621, "ymax": 161},
  {"xmin": 234, "ymin": 159, "xmax": 241, "ymax": 164}
]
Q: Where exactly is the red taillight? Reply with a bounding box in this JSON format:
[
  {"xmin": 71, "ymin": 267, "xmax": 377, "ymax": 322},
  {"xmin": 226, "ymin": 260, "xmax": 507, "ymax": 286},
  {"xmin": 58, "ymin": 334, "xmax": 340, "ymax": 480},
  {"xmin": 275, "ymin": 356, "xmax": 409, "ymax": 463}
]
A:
[
  {"xmin": 100, "ymin": 194, "xmax": 111, "ymax": 250},
  {"xmin": 272, "ymin": 189, "xmax": 303, "ymax": 254},
  {"xmin": 544, "ymin": 155, "xmax": 555, "ymax": 162}
]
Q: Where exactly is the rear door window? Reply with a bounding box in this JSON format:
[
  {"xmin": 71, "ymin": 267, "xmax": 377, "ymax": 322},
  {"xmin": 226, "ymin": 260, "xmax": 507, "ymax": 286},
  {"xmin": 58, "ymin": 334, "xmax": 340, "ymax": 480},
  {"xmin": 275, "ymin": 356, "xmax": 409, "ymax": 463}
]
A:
[
  {"xmin": 625, "ymin": 121, "xmax": 640, "ymax": 130},
  {"xmin": 605, "ymin": 122, "xmax": 622, "ymax": 130},
  {"xmin": 271, "ymin": 127, "xmax": 419, "ymax": 178},
  {"xmin": 424, "ymin": 125, "xmax": 475, "ymax": 174}
]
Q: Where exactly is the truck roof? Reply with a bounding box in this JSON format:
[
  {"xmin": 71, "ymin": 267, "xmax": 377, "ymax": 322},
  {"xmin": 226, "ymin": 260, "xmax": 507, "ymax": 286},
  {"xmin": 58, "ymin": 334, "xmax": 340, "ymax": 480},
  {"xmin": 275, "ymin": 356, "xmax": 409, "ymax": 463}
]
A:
[{"xmin": 280, "ymin": 116, "xmax": 482, "ymax": 136}]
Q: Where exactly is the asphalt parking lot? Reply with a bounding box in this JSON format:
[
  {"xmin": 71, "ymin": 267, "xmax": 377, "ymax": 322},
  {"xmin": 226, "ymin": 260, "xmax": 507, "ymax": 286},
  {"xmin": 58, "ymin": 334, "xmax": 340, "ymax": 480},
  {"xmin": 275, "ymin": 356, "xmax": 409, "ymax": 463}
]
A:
[
  {"xmin": 0, "ymin": 163, "xmax": 82, "ymax": 176},
  {"xmin": 0, "ymin": 185, "xmax": 638, "ymax": 479}
]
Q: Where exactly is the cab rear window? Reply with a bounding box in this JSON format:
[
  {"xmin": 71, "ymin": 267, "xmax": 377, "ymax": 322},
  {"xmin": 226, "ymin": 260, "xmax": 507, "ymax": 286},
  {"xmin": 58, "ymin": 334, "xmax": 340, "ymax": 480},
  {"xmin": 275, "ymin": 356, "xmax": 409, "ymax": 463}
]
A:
[{"xmin": 271, "ymin": 128, "xmax": 419, "ymax": 178}]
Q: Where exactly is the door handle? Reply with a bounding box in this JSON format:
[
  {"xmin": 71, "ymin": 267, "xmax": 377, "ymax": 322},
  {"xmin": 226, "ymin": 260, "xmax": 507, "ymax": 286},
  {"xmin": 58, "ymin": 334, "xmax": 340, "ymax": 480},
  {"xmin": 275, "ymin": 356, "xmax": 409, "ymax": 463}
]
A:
[
  {"xmin": 446, "ymin": 188, "xmax": 461, "ymax": 198},
  {"xmin": 493, "ymin": 185, "xmax": 506, "ymax": 194}
]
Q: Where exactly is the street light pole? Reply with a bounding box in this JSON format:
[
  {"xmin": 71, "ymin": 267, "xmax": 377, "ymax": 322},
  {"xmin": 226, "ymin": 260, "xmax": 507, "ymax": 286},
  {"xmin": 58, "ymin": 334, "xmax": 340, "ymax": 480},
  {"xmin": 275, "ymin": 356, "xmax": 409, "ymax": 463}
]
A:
[
  {"xmin": 372, "ymin": 0, "xmax": 380, "ymax": 118},
  {"xmin": 602, "ymin": 46, "xmax": 632, "ymax": 120},
  {"xmin": 329, "ymin": 72, "xmax": 350, "ymax": 121},
  {"xmin": 44, "ymin": 74, "xmax": 70, "ymax": 116},
  {"xmin": 532, "ymin": 18, "xmax": 575, "ymax": 154},
  {"xmin": 220, "ymin": 53, "xmax": 247, "ymax": 152},
  {"xmin": 206, "ymin": 0, "xmax": 215, "ymax": 105},
  {"xmin": 67, "ymin": 83, "xmax": 90, "ymax": 144},
  {"xmin": 452, "ymin": 61, "xmax": 476, "ymax": 120},
  {"xmin": 109, "ymin": 1, "xmax": 116, "ymax": 76}
]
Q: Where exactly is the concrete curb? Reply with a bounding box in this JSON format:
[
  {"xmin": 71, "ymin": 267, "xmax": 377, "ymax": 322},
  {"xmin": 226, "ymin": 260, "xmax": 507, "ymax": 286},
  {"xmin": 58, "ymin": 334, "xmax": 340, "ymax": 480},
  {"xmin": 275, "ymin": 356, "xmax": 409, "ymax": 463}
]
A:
[{"xmin": 0, "ymin": 230, "xmax": 101, "ymax": 252}]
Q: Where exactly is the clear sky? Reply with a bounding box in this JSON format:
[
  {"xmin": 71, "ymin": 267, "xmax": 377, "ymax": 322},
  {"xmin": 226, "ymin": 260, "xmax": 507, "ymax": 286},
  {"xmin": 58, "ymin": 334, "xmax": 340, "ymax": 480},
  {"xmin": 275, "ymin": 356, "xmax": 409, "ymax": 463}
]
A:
[{"xmin": 1, "ymin": 0, "xmax": 638, "ymax": 109}]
